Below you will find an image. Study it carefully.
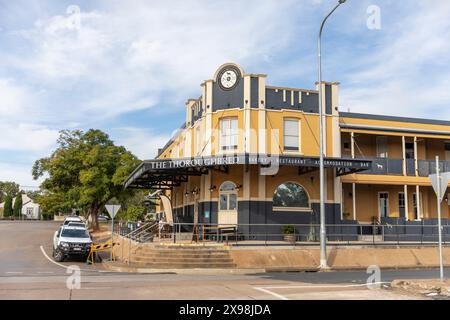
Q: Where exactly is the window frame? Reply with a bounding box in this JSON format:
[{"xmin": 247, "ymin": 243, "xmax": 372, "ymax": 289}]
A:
[
  {"xmin": 195, "ymin": 126, "xmax": 202, "ymax": 155},
  {"xmin": 219, "ymin": 117, "xmax": 239, "ymax": 152},
  {"xmin": 272, "ymin": 181, "xmax": 311, "ymax": 212},
  {"xmin": 378, "ymin": 191, "xmax": 390, "ymax": 219},
  {"xmin": 283, "ymin": 118, "xmax": 300, "ymax": 152},
  {"xmin": 376, "ymin": 136, "xmax": 388, "ymax": 158},
  {"xmin": 218, "ymin": 181, "xmax": 238, "ymax": 212}
]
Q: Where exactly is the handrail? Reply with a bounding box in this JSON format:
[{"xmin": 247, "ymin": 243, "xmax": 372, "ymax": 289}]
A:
[
  {"xmin": 120, "ymin": 221, "xmax": 156, "ymax": 239},
  {"xmin": 116, "ymin": 221, "xmax": 161, "ymax": 265}
]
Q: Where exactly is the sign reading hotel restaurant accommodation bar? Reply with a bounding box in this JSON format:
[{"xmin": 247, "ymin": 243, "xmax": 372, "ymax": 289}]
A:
[{"xmin": 145, "ymin": 154, "xmax": 371, "ymax": 170}]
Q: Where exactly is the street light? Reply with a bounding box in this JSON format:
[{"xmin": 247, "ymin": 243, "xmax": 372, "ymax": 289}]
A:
[{"xmin": 317, "ymin": 0, "xmax": 347, "ymax": 269}]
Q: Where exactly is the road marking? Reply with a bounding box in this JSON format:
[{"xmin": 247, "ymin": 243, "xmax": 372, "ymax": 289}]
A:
[
  {"xmin": 39, "ymin": 245, "xmax": 69, "ymax": 270},
  {"xmin": 253, "ymin": 282, "xmax": 390, "ymax": 300},
  {"xmin": 39, "ymin": 245, "xmax": 122, "ymax": 274},
  {"xmin": 256, "ymin": 282, "xmax": 390, "ymax": 289},
  {"xmin": 254, "ymin": 287, "xmax": 288, "ymax": 300},
  {"xmin": 6, "ymin": 272, "xmax": 23, "ymax": 274},
  {"xmin": 37, "ymin": 271, "xmax": 55, "ymax": 274}
]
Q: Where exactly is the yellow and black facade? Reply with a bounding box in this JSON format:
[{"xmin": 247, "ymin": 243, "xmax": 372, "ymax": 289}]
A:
[{"xmin": 125, "ymin": 63, "xmax": 450, "ymax": 240}]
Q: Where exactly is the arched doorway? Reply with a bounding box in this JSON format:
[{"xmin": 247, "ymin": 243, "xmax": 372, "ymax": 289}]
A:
[{"xmin": 218, "ymin": 181, "xmax": 238, "ymax": 226}]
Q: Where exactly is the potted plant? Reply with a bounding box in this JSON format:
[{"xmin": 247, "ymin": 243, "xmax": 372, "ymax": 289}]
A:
[
  {"xmin": 282, "ymin": 225, "xmax": 296, "ymax": 243},
  {"xmin": 343, "ymin": 212, "xmax": 351, "ymax": 220}
]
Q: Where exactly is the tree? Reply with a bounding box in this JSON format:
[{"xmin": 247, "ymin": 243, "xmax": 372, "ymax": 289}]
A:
[
  {"xmin": 117, "ymin": 205, "xmax": 147, "ymax": 222},
  {"xmin": 3, "ymin": 195, "xmax": 13, "ymax": 217},
  {"xmin": 26, "ymin": 190, "xmax": 42, "ymax": 201},
  {"xmin": 13, "ymin": 192, "xmax": 23, "ymax": 217},
  {"xmin": 32, "ymin": 129, "xmax": 141, "ymax": 230},
  {"xmin": 0, "ymin": 181, "xmax": 20, "ymax": 203}
]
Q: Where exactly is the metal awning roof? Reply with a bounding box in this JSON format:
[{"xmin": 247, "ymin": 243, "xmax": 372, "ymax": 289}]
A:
[{"xmin": 124, "ymin": 153, "xmax": 372, "ymax": 189}]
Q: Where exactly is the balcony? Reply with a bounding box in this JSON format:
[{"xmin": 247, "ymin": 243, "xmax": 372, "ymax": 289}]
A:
[
  {"xmin": 359, "ymin": 158, "xmax": 450, "ymax": 177},
  {"xmin": 360, "ymin": 157, "xmax": 403, "ymax": 175},
  {"xmin": 418, "ymin": 160, "xmax": 450, "ymax": 177}
]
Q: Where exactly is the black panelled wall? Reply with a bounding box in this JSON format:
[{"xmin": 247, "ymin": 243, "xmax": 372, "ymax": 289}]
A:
[{"xmin": 171, "ymin": 200, "xmax": 357, "ymax": 241}]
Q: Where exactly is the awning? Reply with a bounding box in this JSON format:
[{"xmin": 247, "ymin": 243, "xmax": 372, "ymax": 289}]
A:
[{"xmin": 124, "ymin": 153, "xmax": 372, "ymax": 189}]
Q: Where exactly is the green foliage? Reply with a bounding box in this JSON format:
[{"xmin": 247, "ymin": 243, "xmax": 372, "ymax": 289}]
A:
[
  {"xmin": 117, "ymin": 205, "xmax": 146, "ymax": 222},
  {"xmin": 0, "ymin": 181, "xmax": 20, "ymax": 202},
  {"xmin": 13, "ymin": 192, "xmax": 23, "ymax": 217},
  {"xmin": 26, "ymin": 191, "xmax": 41, "ymax": 201},
  {"xmin": 281, "ymin": 225, "xmax": 295, "ymax": 235},
  {"xmin": 3, "ymin": 195, "xmax": 13, "ymax": 217},
  {"xmin": 41, "ymin": 213, "xmax": 54, "ymax": 221},
  {"xmin": 32, "ymin": 129, "xmax": 141, "ymax": 230}
]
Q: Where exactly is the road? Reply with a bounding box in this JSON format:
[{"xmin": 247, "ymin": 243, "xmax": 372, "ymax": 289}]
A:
[{"xmin": 0, "ymin": 221, "xmax": 446, "ymax": 300}]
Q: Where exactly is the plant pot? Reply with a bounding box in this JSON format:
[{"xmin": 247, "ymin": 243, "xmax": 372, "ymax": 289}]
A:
[{"xmin": 283, "ymin": 234, "xmax": 296, "ymax": 243}]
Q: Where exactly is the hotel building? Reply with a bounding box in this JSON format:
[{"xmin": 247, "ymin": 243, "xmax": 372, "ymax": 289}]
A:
[{"xmin": 125, "ymin": 63, "xmax": 450, "ymax": 240}]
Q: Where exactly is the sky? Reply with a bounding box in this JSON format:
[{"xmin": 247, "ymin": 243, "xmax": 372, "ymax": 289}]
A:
[{"xmin": 1, "ymin": 0, "xmax": 450, "ymax": 188}]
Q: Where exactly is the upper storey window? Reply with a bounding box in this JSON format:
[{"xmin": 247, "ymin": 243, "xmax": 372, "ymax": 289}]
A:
[
  {"xmin": 376, "ymin": 136, "xmax": 388, "ymax": 158},
  {"xmin": 283, "ymin": 118, "xmax": 299, "ymax": 152},
  {"xmin": 219, "ymin": 117, "xmax": 238, "ymax": 151},
  {"xmin": 196, "ymin": 126, "xmax": 202, "ymax": 155}
]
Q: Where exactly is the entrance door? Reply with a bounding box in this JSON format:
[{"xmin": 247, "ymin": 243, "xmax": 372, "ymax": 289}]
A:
[
  {"xmin": 218, "ymin": 181, "xmax": 238, "ymax": 226},
  {"xmin": 378, "ymin": 192, "xmax": 389, "ymax": 220},
  {"xmin": 405, "ymin": 142, "xmax": 415, "ymax": 176}
]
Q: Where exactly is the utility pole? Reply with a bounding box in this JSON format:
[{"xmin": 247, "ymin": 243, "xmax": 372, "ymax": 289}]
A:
[
  {"xmin": 435, "ymin": 156, "xmax": 444, "ymax": 282},
  {"xmin": 317, "ymin": 0, "xmax": 347, "ymax": 269}
]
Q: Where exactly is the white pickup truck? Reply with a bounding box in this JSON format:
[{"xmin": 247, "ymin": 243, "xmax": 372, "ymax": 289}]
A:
[{"xmin": 53, "ymin": 225, "xmax": 92, "ymax": 262}]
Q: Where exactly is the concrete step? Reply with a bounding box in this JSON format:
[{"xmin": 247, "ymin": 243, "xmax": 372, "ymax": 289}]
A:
[
  {"xmin": 135, "ymin": 252, "xmax": 231, "ymax": 258},
  {"xmin": 132, "ymin": 256, "xmax": 235, "ymax": 264},
  {"xmin": 136, "ymin": 249, "xmax": 230, "ymax": 255},
  {"xmin": 129, "ymin": 261, "xmax": 237, "ymax": 269},
  {"xmin": 148, "ymin": 245, "xmax": 228, "ymax": 251}
]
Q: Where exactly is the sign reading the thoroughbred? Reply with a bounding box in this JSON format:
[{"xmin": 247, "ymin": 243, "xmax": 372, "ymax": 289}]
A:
[{"xmin": 144, "ymin": 154, "xmax": 371, "ymax": 170}]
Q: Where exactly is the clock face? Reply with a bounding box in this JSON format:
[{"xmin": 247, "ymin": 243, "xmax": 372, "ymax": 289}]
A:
[{"xmin": 218, "ymin": 67, "xmax": 241, "ymax": 90}]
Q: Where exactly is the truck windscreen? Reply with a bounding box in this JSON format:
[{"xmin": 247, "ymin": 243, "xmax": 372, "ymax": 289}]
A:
[{"xmin": 61, "ymin": 229, "xmax": 90, "ymax": 238}]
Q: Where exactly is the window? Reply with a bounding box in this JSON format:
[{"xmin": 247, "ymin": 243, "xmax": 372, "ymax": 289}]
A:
[
  {"xmin": 196, "ymin": 126, "xmax": 201, "ymax": 155},
  {"xmin": 405, "ymin": 142, "xmax": 414, "ymax": 159},
  {"xmin": 26, "ymin": 207, "xmax": 33, "ymax": 216},
  {"xmin": 343, "ymin": 142, "xmax": 350, "ymax": 151},
  {"xmin": 219, "ymin": 118, "xmax": 238, "ymax": 151},
  {"xmin": 376, "ymin": 136, "xmax": 388, "ymax": 158},
  {"xmin": 378, "ymin": 192, "xmax": 389, "ymax": 218},
  {"xmin": 273, "ymin": 182, "xmax": 309, "ymax": 209},
  {"xmin": 445, "ymin": 142, "xmax": 450, "ymax": 160},
  {"xmin": 283, "ymin": 119, "xmax": 299, "ymax": 151},
  {"xmin": 219, "ymin": 182, "xmax": 237, "ymax": 211}
]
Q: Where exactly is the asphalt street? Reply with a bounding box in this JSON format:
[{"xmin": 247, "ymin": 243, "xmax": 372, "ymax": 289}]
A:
[{"xmin": 0, "ymin": 221, "xmax": 446, "ymax": 300}]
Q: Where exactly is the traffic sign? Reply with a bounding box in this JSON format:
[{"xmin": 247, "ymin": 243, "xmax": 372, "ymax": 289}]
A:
[
  {"xmin": 429, "ymin": 172, "xmax": 450, "ymax": 203},
  {"xmin": 105, "ymin": 204, "xmax": 121, "ymax": 218}
]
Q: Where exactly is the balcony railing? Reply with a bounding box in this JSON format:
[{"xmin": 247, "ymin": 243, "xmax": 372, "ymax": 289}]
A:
[
  {"xmin": 418, "ymin": 160, "xmax": 450, "ymax": 177},
  {"xmin": 360, "ymin": 157, "xmax": 403, "ymax": 175},
  {"xmin": 358, "ymin": 158, "xmax": 450, "ymax": 176}
]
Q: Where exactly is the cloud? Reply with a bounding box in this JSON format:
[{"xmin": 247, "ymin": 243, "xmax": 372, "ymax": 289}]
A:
[
  {"xmin": 340, "ymin": 1, "xmax": 450, "ymax": 118},
  {"xmin": 0, "ymin": 123, "xmax": 58, "ymax": 152},
  {"xmin": 111, "ymin": 127, "xmax": 170, "ymax": 160},
  {"xmin": 0, "ymin": 162, "xmax": 41, "ymax": 187},
  {"xmin": 0, "ymin": 79, "xmax": 31, "ymax": 117},
  {"xmin": 1, "ymin": 0, "xmax": 310, "ymax": 123}
]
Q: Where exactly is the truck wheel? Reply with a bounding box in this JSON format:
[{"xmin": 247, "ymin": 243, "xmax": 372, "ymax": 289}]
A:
[{"xmin": 54, "ymin": 249, "xmax": 65, "ymax": 262}]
